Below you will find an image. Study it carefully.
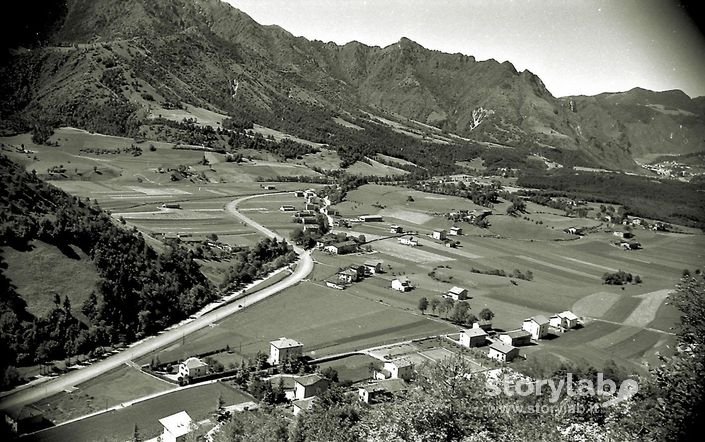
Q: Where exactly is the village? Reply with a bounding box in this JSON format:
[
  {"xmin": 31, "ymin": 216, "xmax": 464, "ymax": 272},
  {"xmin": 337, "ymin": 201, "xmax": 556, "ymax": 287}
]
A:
[{"xmin": 120, "ymin": 301, "xmax": 582, "ymax": 442}]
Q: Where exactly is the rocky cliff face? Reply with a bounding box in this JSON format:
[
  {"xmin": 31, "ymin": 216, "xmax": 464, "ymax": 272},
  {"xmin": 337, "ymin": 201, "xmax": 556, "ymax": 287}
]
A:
[{"xmin": 2, "ymin": 0, "xmax": 703, "ymax": 170}]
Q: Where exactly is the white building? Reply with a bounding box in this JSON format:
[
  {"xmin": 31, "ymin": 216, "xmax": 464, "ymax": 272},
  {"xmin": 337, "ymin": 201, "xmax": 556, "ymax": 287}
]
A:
[
  {"xmin": 488, "ymin": 343, "xmax": 519, "ymax": 363},
  {"xmin": 375, "ymin": 359, "xmax": 414, "ymax": 381},
  {"xmin": 398, "ymin": 236, "xmax": 419, "ymax": 246},
  {"xmin": 292, "ymin": 397, "xmax": 315, "ymax": 416},
  {"xmin": 294, "ymin": 374, "xmax": 329, "ymax": 400},
  {"xmin": 269, "ymin": 337, "xmax": 304, "ymax": 365},
  {"xmin": 549, "ymin": 311, "xmax": 579, "ymax": 329},
  {"xmin": 391, "ymin": 278, "xmax": 413, "ymax": 292},
  {"xmin": 447, "ymin": 286, "xmax": 468, "ymax": 301},
  {"xmin": 178, "ymin": 357, "xmax": 208, "ymax": 380},
  {"xmin": 459, "ymin": 327, "xmax": 488, "ymax": 348},
  {"xmin": 522, "ymin": 315, "xmax": 550, "ymax": 340},
  {"xmin": 390, "ymin": 225, "xmax": 404, "ymax": 234},
  {"xmin": 158, "ymin": 411, "xmax": 195, "ymax": 442},
  {"xmin": 431, "ymin": 229, "xmax": 447, "ymax": 240},
  {"xmin": 449, "ymin": 226, "xmax": 463, "ymax": 236}
]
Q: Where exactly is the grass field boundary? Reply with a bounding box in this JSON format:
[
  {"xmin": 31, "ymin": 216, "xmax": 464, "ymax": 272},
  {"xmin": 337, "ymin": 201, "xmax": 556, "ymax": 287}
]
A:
[{"xmin": 25, "ymin": 379, "xmax": 227, "ymax": 437}]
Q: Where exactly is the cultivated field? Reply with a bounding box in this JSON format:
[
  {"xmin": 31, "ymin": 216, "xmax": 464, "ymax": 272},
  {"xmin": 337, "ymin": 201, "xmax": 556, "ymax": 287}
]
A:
[
  {"xmin": 4, "ymin": 128, "xmax": 702, "ymax": 427},
  {"xmin": 324, "ymin": 184, "xmax": 703, "ymax": 371}
]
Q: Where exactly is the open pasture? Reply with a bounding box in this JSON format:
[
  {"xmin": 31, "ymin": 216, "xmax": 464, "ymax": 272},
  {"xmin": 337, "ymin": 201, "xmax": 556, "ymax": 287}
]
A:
[
  {"xmin": 336, "ymin": 184, "xmax": 484, "ymax": 218},
  {"xmin": 33, "ymin": 365, "xmax": 175, "ymax": 425},
  {"xmin": 27, "ymin": 382, "xmax": 250, "ymax": 442},
  {"xmin": 140, "ymin": 279, "xmax": 456, "ymax": 366},
  {"xmin": 292, "ymin": 149, "xmax": 408, "ymax": 176},
  {"xmin": 2, "ymin": 240, "xmax": 101, "ymax": 319}
]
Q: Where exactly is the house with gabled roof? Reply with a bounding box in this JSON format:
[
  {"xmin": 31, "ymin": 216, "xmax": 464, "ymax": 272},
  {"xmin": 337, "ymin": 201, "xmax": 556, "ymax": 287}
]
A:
[
  {"xmin": 363, "ymin": 260, "xmax": 383, "ymax": 275},
  {"xmin": 375, "ymin": 359, "xmax": 414, "ymax": 381},
  {"xmin": 447, "ymin": 286, "xmax": 468, "ymax": 301},
  {"xmin": 522, "ymin": 315, "xmax": 550, "ymax": 340},
  {"xmin": 391, "ymin": 277, "xmax": 413, "ymax": 292},
  {"xmin": 270, "ymin": 337, "xmax": 303, "ymax": 365},
  {"xmin": 338, "ymin": 268, "xmax": 359, "ymax": 284},
  {"xmin": 3, "ymin": 404, "xmax": 44, "ymax": 434},
  {"xmin": 323, "ymin": 240, "xmax": 358, "ymax": 255},
  {"xmin": 293, "ymin": 397, "xmax": 316, "ymax": 416},
  {"xmin": 294, "ymin": 374, "xmax": 330, "ymax": 400},
  {"xmin": 498, "ymin": 330, "xmax": 532, "ymax": 347},
  {"xmin": 398, "ymin": 236, "xmax": 419, "ymax": 246},
  {"xmin": 460, "ymin": 327, "xmax": 488, "ymax": 348},
  {"xmin": 178, "ymin": 357, "xmax": 208, "ymax": 380},
  {"xmin": 358, "ymin": 378, "xmax": 408, "ymax": 403},
  {"xmin": 488, "ymin": 342, "xmax": 519, "ymax": 363},
  {"xmin": 549, "ymin": 311, "xmax": 579, "ymax": 329}
]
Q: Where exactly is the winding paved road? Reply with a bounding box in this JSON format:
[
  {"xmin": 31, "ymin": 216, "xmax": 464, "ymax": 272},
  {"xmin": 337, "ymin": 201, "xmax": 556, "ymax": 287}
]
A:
[{"xmin": 0, "ymin": 193, "xmax": 313, "ymax": 411}]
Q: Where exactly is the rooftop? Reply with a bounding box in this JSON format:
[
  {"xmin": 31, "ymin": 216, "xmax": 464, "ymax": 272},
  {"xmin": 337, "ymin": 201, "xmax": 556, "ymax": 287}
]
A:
[
  {"xmin": 295, "ymin": 374, "xmax": 327, "ymax": 387},
  {"xmin": 271, "ymin": 337, "xmax": 303, "ymax": 349},
  {"xmin": 332, "ymin": 240, "xmax": 358, "ymax": 248},
  {"xmin": 449, "ymin": 286, "xmax": 467, "ymax": 295},
  {"xmin": 502, "ymin": 330, "xmax": 531, "ymax": 339},
  {"xmin": 463, "ymin": 328, "xmax": 488, "ymax": 337},
  {"xmin": 182, "ymin": 357, "xmax": 207, "ymax": 369},
  {"xmin": 159, "ymin": 411, "xmax": 194, "ymax": 438},
  {"xmin": 558, "ymin": 310, "xmax": 578, "ymax": 320},
  {"xmin": 490, "ymin": 342, "xmax": 517, "ymax": 354},
  {"xmin": 525, "ymin": 315, "xmax": 549, "ymax": 325},
  {"xmin": 5, "ymin": 404, "xmax": 43, "ymax": 421},
  {"xmin": 293, "ymin": 397, "xmax": 316, "ymax": 410}
]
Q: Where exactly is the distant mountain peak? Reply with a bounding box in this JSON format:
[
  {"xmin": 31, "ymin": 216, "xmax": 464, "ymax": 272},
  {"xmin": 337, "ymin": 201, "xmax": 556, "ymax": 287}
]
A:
[{"xmin": 1, "ymin": 0, "xmax": 703, "ymax": 169}]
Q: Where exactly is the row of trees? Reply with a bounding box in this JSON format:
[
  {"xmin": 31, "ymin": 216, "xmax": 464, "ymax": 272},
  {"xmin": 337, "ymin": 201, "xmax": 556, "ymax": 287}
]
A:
[
  {"xmin": 411, "ymin": 180, "xmax": 500, "ymax": 208},
  {"xmin": 418, "ymin": 297, "xmax": 495, "ymax": 327},
  {"xmin": 221, "ymin": 238, "xmax": 297, "ymax": 291}
]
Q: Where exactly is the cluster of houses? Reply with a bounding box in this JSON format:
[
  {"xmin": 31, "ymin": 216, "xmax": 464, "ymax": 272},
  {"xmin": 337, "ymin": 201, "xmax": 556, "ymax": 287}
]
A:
[
  {"xmin": 457, "ymin": 310, "xmax": 580, "ymax": 363},
  {"xmin": 280, "ymin": 189, "xmax": 325, "ymax": 231},
  {"xmin": 268, "ymin": 337, "xmax": 411, "ymax": 414},
  {"xmin": 326, "ymin": 260, "xmax": 384, "ymax": 290},
  {"xmin": 267, "ymin": 338, "xmax": 333, "ymax": 412}
]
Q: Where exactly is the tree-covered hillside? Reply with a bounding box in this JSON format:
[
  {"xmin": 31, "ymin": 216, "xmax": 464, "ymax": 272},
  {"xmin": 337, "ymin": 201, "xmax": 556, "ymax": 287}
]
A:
[{"xmin": 0, "ymin": 154, "xmax": 214, "ymax": 388}]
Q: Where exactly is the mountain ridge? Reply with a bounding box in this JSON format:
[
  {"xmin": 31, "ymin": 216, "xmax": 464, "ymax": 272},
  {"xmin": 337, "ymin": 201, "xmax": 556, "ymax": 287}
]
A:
[{"xmin": 1, "ymin": 0, "xmax": 703, "ymax": 170}]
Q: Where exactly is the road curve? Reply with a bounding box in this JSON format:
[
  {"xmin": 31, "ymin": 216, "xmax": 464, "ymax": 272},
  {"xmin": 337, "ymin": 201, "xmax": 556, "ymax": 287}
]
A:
[{"xmin": 0, "ymin": 193, "xmax": 313, "ymax": 411}]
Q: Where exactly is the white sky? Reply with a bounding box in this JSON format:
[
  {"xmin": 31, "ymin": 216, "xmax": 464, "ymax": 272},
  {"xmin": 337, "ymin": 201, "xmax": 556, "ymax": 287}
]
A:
[{"xmin": 224, "ymin": 0, "xmax": 705, "ymax": 98}]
